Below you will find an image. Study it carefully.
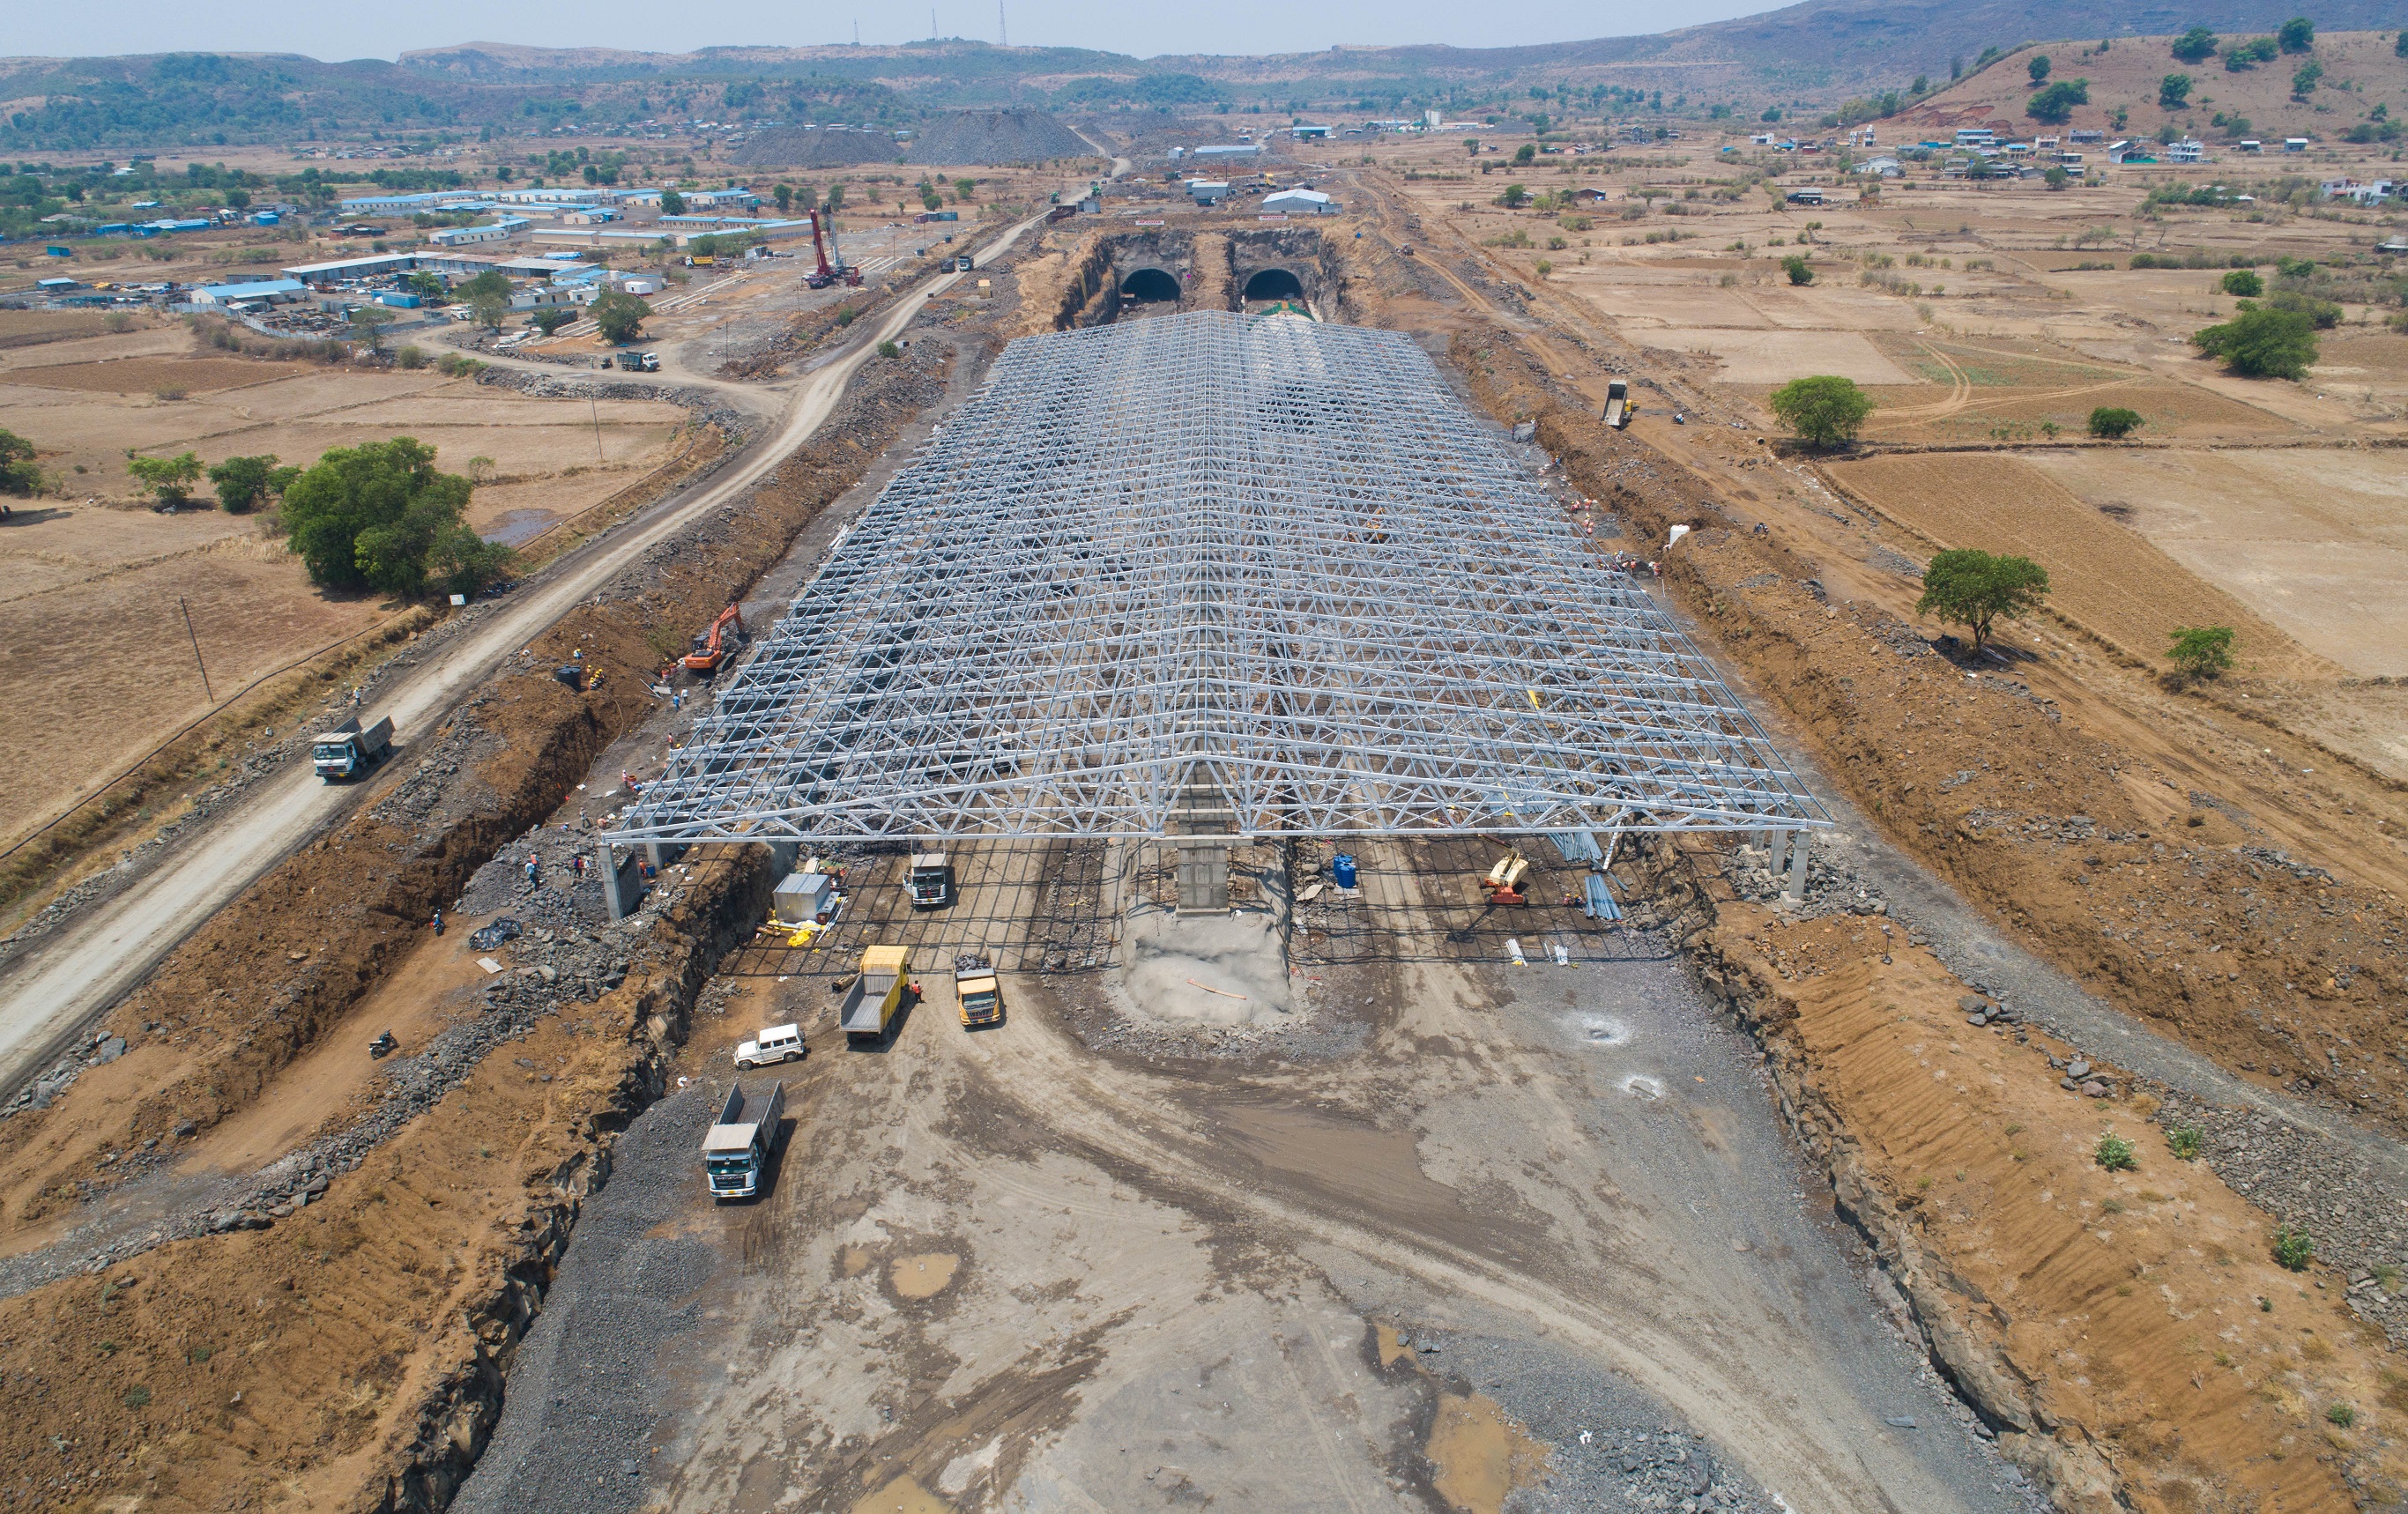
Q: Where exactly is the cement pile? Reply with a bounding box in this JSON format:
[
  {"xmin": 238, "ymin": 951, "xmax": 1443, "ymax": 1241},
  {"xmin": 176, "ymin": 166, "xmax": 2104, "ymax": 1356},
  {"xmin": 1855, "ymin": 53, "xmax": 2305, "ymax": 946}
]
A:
[
  {"xmin": 903, "ymin": 108, "xmax": 1094, "ymax": 165},
  {"xmin": 729, "ymin": 125, "xmax": 904, "ymax": 168}
]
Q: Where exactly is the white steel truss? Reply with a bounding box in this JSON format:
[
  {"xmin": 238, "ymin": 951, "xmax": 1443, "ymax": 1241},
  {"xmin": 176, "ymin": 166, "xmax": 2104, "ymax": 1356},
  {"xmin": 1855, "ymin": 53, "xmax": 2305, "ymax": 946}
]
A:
[{"xmin": 607, "ymin": 310, "xmax": 1827, "ymax": 845}]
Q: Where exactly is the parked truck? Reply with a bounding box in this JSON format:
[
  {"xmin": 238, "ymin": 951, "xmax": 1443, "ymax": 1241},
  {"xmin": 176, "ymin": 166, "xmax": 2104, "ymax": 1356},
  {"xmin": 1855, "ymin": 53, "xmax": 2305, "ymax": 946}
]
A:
[
  {"xmin": 907, "ymin": 851, "xmax": 955, "ymax": 908},
  {"xmin": 313, "ymin": 714, "xmax": 393, "ymax": 782},
  {"xmin": 702, "ymin": 1080, "xmax": 784, "ymax": 1200},
  {"xmin": 838, "ymin": 944, "xmax": 910, "ymax": 1043},
  {"xmin": 955, "ymin": 954, "xmax": 1002, "ymax": 1028},
  {"xmin": 1603, "ymin": 379, "xmax": 1631, "ymax": 429}
]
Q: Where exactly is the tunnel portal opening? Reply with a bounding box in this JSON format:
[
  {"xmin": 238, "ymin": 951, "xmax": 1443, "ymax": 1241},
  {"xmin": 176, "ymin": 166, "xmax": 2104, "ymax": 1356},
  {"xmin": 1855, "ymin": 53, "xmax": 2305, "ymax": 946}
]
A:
[
  {"xmin": 1240, "ymin": 267, "xmax": 1305, "ymax": 303},
  {"xmin": 1119, "ymin": 267, "xmax": 1182, "ymax": 303}
]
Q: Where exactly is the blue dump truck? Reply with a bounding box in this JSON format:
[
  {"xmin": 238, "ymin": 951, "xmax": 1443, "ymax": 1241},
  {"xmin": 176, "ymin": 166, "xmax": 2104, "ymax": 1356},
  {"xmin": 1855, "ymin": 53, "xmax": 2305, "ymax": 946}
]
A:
[
  {"xmin": 702, "ymin": 1080, "xmax": 785, "ymax": 1200},
  {"xmin": 312, "ymin": 714, "xmax": 392, "ymax": 781}
]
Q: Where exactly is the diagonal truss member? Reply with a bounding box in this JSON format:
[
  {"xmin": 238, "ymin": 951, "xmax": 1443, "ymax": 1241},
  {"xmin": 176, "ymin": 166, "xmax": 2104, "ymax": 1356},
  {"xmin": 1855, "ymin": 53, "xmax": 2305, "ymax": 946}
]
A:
[{"xmin": 607, "ymin": 310, "xmax": 1826, "ymax": 847}]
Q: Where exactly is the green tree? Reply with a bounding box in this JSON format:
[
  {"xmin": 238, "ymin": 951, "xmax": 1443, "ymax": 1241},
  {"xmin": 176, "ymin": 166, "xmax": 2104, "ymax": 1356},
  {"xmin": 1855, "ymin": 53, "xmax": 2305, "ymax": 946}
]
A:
[
  {"xmin": 918, "ymin": 184, "xmax": 941, "ymax": 212},
  {"xmin": 2087, "ymin": 405, "xmax": 2144, "ymax": 438},
  {"xmin": 1767, "ymin": 375, "xmax": 1872, "ymax": 449},
  {"xmin": 1499, "ymin": 182, "xmax": 1531, "ymax": 208},
  {"xmin": 348, "ymin": 304, "xmax": 396, "ymax": 354},
  {"xmin": 423, "ymin": 520, "xmax": 516, "ymax": 597},
  {"xmin": 2398, "ymin": 29, "xmax": 2408, "ymax": 58},
  {"xmin": 2277, "ymin": 15, "xmax": 2314, "ymax": 53},
  {"xmin": 773, "ymin": 182, "xmax": 793, "ymax": 213},
  {"xmin": 2220, "ymin": 268, "xmax": 2263, "ymax": 297},
  {"xmin": 2192, "ymin": 306, "xmax": 2318, "ymax": 379},
  {"xmin": 0, "ymin": 428, "xmax": 40, "ymax": 496},
  {"xmin": 2292, "ymin": 60, "xmax": 2323, "ymax": 96},
  {"xmin": 1915, "ymin": 549, "xmax": 2051, "ymax": 654},
  {"xmin": 590, "ymin": 288, "xmax": 650, "ymax": 345},
  {"xmin": 458, "ymin": 269, "xmax": 512, "ymax": 330},
  {"xmin": 2043, "ymin": 166, "xmax": 2072, "ymax": 190},
  {"xmin": 953, "ymin": 176, "xmax": 977, "ymax": 202},
  {"xmin": 1464, "ymin": 137, "xmax": 1480, "ymax": 156},
  {"xmin": 1513, "ymin": 143, "xmax": 1536, "ymax": 165},
  {"xmin": 404, "ymin": 271, "xmax": 450, "ymax": 306},
  {"xmin": 2159, "ymin": 73, "xmax": 2193, "ymax": 108},
  {"xmin": 1781, "ymin": 254, "xmax": 1814, "ymax": 285},
  {"xmin": 205, "ymin": 453, "xmax": 292, "ymax": 513},
  {"xmin": 2025, "ymin": 79, "xmax": 2091, "ymax": 123},
  {"xmin": 2028, "ymin": 54, "xmax": 2053, "ymax": 84},
  {"xmin": 2267, "ymin": 288, "xmax": 2342, "ymax": 328},
  {"xmin": 2171, "ymin": 26, "xmax": 2218, "ymax": 63},
  {"xmin": 279, "ymin": 437, "xmax": 476, "ymax": 597},
  {"xmin": 658, "ymin": 187, "xmax": 687, "ymax": 214},
  {"xmin": 2167, "ymin": 625, "xmax": 2235, "ymax": 679},
  {"xmin": 126, "ymin": 451, "xmax": 202, "ymax": 507},
  {"xmin": 531, "ymin": 307, "xmax": 576, "ymax": 336}
]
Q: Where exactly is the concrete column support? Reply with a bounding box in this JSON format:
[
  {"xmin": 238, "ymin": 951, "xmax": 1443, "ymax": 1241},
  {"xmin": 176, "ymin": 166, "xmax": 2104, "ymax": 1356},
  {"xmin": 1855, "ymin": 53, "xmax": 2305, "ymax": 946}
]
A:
[
  {"xmin": 1176, "ymin": 842, "xmax": 1234, "ymax": 914},
  {"xmin": 1784, "ymin": 832, "xmax": 1811, "ymax": 902},
  {"xmin": 598, "ymin": 839, "xmax": 629, "ymax": 924}
]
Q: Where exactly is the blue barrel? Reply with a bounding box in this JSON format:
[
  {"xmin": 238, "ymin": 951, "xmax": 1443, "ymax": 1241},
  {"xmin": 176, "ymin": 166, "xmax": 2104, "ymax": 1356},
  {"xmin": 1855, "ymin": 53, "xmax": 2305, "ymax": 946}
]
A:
[{"xmin": 1331, "ymin": 854, "xmax": 1358, "ymax": 888}]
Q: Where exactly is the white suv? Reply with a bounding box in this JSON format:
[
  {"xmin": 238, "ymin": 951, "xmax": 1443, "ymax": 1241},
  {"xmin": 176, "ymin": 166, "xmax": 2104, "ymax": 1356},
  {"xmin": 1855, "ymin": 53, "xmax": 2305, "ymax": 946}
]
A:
[{"xmin": 734, "ymin": 1023, "xmax": 806, "ymax": 1069}]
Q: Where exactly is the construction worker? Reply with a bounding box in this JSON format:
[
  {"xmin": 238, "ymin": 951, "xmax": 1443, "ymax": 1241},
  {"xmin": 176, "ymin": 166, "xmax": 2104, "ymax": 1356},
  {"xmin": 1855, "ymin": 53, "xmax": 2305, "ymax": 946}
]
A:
[
  {"xmin": 431, "ymin": 909, "xmax": 444, "ymax": 936},
  {"xmin": 525, "ymin": 857, "xmax": 541, "ymax": 887}
]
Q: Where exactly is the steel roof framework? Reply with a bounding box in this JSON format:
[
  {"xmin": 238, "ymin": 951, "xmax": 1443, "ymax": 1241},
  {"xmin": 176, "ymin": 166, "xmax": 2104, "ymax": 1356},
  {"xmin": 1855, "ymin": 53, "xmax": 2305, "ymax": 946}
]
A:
[{"xmin": 608, "ymin": 310, "xmax": 1826, "ymax": 846}]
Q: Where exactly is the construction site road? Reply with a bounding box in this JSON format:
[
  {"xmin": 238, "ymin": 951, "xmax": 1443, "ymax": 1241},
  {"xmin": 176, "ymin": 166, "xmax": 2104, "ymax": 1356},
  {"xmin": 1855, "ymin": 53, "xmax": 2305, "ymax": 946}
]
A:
[
  {"xmin": 0, "ymin": 212, "xmax": 1047, "ymax": 1102},
  {"xmin": 458, "ymin": 842, "xmax": 2031, "ymax": 1513}
]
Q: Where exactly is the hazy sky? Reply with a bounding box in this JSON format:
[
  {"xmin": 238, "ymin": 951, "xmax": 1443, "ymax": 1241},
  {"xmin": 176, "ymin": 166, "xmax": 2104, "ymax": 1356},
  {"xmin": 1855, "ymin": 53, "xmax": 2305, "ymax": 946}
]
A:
[{"xmin": 9, "ymin": 0, "xmax": 1785, "ymax": 63}]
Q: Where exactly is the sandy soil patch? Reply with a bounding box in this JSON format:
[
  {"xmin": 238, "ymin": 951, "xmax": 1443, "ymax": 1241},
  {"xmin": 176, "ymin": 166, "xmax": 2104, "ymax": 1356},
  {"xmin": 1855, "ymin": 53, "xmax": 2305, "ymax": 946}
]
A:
[
  {"xmin": 1646, "ymin": 328, "xmax": 1917, "ymax": 385},
  {"xmin": 1829, "ymin": 452, "xmax": 2324, "ymax": 675},
  {"xmin": 2026, "ymin": 447, "xmax": 2408, "ymax": 678},
  {"xmin": 0, "ymin": 326, "xmax": 191, "ymax": 369},
  {"xmin": 0, "ymin": 356, "xmax": 297, "ymax": 395},
  {"xmin": 0, "ymin": 530, "xmax": 390, "ymax": 841}
]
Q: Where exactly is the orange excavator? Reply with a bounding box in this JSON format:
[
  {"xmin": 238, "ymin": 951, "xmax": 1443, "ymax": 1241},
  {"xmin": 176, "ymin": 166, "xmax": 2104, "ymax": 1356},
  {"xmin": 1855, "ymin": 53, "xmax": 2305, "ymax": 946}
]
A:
[{"xmin": 683, "ymin": 602, "xmax": 748, "ymax": 675}]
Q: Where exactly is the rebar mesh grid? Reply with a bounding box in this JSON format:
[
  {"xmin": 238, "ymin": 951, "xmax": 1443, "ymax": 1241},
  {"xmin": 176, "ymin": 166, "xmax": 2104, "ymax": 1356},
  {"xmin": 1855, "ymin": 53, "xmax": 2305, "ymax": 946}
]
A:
[{"xmin": 608, "ymin": 310, "xmax": 1826, "ymax": 845}]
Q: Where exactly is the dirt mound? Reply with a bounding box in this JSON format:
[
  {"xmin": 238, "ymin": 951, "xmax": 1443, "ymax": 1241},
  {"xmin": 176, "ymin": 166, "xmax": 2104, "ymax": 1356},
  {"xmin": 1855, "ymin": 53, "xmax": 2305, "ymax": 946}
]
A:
[
  {"xmin": 905, "ymin": 108, "xmax": 1094, "ymax": 166},
  {"xmin": 1625, "ymin": 835, "xmax": 2389, "ymax": 1510},
  {"xmin": 727, "ymin": 124, "xmax": 903, "ymax": 168}
]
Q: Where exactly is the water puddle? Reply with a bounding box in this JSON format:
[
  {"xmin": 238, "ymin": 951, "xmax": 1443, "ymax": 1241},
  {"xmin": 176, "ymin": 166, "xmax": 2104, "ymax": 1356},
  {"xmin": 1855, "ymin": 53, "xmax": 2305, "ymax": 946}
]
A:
[
  {"xmin": 481, "ymin": 508, "xmax": 559, "ymax": 546},
  {"xmin": 890, "ymin": 1251, "xmax": 960, "ymax": 1299},
  {"xmin": 1425, "ymin": 1392, "xmax": 1550, "ymax": 1514},
  {"xmin": 851, "ymin": 1473, "xmax": 951, "ymax": 1513}
]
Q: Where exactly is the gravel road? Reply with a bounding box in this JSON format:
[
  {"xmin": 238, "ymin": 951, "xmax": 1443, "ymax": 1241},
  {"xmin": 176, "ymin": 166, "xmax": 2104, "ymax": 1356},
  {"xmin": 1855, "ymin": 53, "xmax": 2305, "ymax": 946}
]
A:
[{"xmin": 452, "ymin": 1084, "xmax": 723, "ymax": 1514}]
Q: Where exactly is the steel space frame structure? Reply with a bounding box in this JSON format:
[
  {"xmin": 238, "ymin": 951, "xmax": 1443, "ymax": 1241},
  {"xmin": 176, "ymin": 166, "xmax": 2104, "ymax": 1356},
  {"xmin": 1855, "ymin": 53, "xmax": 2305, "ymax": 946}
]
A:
[{"xmin": 605, "ymin": 310, "xmax": 1825, "ymax": 863}]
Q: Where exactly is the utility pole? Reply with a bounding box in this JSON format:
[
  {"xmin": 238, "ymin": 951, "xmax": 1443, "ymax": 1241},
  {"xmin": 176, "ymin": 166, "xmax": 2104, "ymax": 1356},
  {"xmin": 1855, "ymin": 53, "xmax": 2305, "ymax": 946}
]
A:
[
  {"xmin": 999, "ymin": 1, "xmax": 1006, "ymax": 47},
  {"xmin": 589, "ymin": 390, "xmax": 605, "ymax": 463},
  {"xmin": 179, "ymin": 597, "xmax": 214, "ymax": 703}
]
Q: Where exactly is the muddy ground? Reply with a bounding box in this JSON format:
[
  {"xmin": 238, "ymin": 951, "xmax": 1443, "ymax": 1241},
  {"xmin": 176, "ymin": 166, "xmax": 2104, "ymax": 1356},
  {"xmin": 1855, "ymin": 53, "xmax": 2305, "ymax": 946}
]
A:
[{"xmin": 457, "ymin": 841, "xmax": 2030, "ymax": 1514}]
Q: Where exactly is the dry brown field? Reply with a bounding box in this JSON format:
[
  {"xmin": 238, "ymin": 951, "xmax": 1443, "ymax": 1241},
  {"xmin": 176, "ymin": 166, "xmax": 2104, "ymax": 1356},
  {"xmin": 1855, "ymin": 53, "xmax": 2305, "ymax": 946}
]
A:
[{"xmin": 0, "ymin": 323, "xmax": 688, "ymax": 845}]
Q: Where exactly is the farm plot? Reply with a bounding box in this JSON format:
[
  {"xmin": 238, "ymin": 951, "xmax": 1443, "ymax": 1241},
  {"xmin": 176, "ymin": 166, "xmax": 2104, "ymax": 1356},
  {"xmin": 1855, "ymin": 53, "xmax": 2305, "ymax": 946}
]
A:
[
  {"xmin": 2025, "ymin": 447, "xmax": 2408, "ymax": 679},
  {"xmin": 1826, "ymin": 452, "xmax": 2327, "ymax": 677}
]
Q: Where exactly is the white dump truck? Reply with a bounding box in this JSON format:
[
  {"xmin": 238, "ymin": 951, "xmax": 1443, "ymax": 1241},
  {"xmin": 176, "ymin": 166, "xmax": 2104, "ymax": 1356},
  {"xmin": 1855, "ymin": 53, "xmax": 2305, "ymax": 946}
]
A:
[
  {"xmin": 908, "ymin": 852, "xmax": 955, "ymax": 908},
  {"xmin": 702, "ymin": 1080, "xmax": 785, "ymax": 1200},
  {"xmin": 1603, "ymin": 379, "xmax": 1631, "ymax": 429},
  {"xmin": 313, "ymin": 714, "xmax": 393, "ymax": 781},
  {"xmin": 734, "ymin": 1022, "xmax": 805, "ymax": 1069}
]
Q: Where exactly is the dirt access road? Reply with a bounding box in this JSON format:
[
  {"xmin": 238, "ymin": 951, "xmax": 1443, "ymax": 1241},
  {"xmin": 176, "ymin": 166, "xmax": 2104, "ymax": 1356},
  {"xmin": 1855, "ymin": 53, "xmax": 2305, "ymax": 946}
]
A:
[
  {"xmin": 459, "ymin": 844, "xmax": 2033, "ymax": 1514},
  {"xmin": 0, "ymin": 212, "xmax": 1047, "ymax": 1102}
]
